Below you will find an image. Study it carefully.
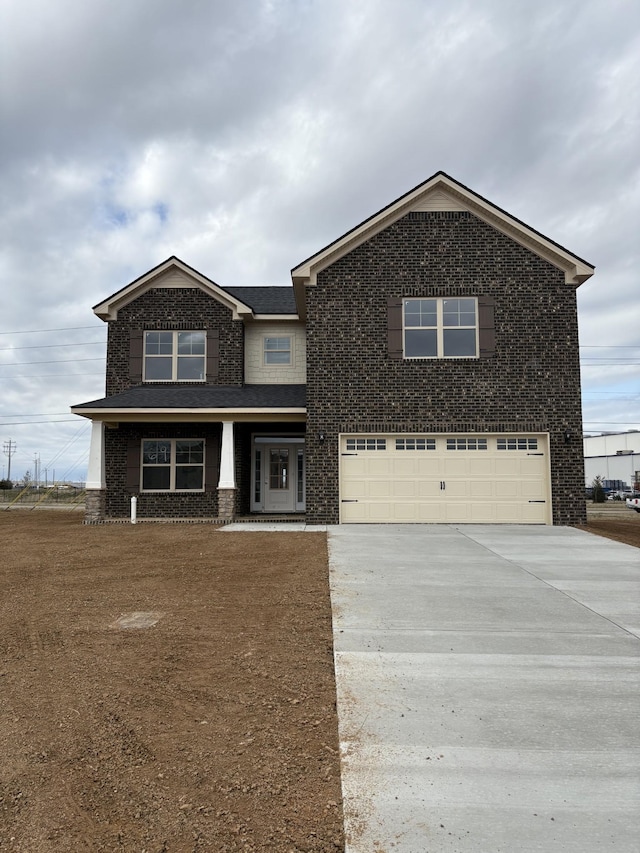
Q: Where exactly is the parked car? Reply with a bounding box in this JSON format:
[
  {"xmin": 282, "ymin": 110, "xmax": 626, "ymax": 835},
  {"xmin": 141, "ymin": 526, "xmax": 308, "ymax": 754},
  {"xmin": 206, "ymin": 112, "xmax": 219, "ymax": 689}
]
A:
[{"xmin": 626, "ymin": 497, "xmax": 640, "ymax": 513}]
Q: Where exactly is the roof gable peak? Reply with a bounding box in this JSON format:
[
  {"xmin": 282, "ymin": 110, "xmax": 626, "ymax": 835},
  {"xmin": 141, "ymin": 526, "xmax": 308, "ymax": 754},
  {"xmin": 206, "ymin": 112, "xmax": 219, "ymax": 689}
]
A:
[
  {"xmin": 291, "ymin": 171, "xmax": 594, "ymax": 293},
  {"xmin": 92, "ymin": 256, "xmax": 255, "ymax": 321}
]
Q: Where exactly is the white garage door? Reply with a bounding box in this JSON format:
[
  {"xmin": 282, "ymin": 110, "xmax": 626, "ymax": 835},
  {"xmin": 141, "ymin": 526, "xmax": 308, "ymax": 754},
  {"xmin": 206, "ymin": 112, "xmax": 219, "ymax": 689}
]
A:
[{"xmin": 340, "ymin": 434, "xmax": 551, "ymax": 524}]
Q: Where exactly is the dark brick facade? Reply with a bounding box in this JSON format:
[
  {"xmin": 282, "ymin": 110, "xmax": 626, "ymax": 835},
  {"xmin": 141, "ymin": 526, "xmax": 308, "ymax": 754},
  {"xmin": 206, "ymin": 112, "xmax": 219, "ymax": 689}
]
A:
[
  {"xmin": 305, "ymin": 211, "xmax": 586, "ymax": 525},
  {"xmin": 104, "ymin": 422, "xmax": 221, "ymax": 518},
  {"xmin": 106, "ymin": 288, "xmax": 243, "ymax": 395}
]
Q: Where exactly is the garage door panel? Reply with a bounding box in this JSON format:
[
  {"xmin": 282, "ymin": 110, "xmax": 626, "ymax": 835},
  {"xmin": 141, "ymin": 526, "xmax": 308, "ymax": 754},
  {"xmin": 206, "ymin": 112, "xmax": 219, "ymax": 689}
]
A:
[
  {"xmin": 520, "ymin": 457, "xmax": 546, "ymax": 475},
  {"xmin": 390, "ymin": 481, "xmax": 416, "ymax": 497},
  {"xmin": 417, "ymin": 480, "xmax": 441, "ymax": 497},
  {"xmin": 443, "ymin": 458, "xmax": 468, "ymax": 476},
  {"xmin": 341, "ymin": 457, "xmax": 367, "ymax": 475},
  {"xmin": 469, "ymin": 481, "xmax": 494, "ymax": 497},
  {"xmin": 468, "ymin": 458, "xmax": 493, "ymax": 476},
  {"xmin": 495, "ymin": 481, "xmax": 519, "ymax": 497},
  {"xmin": 521, "ymin": 481, "xmax": 545, "ymax": 498},
  {"xmin": 340, "ymin": 434, "xmax": 550, "ymax": 524},
  {"xmin": 392, "ymin": 458, "xmax": 419, "ymax": 476}
]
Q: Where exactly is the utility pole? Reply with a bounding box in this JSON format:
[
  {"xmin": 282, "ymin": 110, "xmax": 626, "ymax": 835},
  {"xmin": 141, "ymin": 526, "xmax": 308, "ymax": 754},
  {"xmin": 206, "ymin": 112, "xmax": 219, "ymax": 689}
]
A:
[
  {"xmin": 3, "ymin": 439, "xmax": 16, "ymax": 482},
  {"xmin": 34, "ymin": 453, "xmax": 40, "ymax": 490}
]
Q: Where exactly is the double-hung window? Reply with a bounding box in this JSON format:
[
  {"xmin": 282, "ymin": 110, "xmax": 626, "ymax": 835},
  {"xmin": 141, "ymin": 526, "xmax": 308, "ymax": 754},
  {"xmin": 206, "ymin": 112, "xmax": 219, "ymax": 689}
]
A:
[
  {"xmin": 264, "ymin": 336, "xmax": 292, "ymax": 365},
  {"xmin": 144, "ymin": 331, "xmax": 206, "ymax": 381},
  {"xmin": 141, "ymin": 439, "xmax": 204, "ymax": 491},
  {"xmin": 404, "ymin": 298, "xmax": 478, "ymax": 358}
]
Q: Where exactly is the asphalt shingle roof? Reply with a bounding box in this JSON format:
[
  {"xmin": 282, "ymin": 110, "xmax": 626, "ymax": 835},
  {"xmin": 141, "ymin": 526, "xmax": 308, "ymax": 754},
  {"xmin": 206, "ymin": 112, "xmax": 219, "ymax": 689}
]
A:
[
  {"xmin": 224, "ymin": 286, "xmax": 297, "ymax": 314},
  {"xmin": 72, "ymin": 384, "xmax": 306, "ymax": 410}
]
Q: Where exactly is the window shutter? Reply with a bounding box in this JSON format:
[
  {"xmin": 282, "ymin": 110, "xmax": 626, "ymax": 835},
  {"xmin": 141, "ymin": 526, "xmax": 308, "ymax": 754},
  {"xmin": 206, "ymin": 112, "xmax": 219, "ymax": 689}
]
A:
[
  {"xmin": 130, "ymin": 330, "xmax": 144, "ymax": 383},
  {"xmin": 478, "ymin": 296, "xmax": 496, "ymax": 359},
  {"xmin": 387, "ymin": 298, "xmax": 403, "ymax": 360},
  {"xmin": 125, "ymin": 437, "xmax": 140, "ymax": 492},
  {"xmin": 206, "ymin": 329, "xmax": 219, "ymax": 381},
  {"xmin": 204, "ymin": 437, "xmax": 219, "ymax": 492}
]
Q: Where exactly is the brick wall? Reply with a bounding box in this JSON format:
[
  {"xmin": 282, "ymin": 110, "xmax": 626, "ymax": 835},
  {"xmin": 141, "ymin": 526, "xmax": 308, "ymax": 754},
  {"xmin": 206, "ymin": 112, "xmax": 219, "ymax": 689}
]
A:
[
  {"xmin": 305, "ymin": 211, "xmax": 585, "ymax": 525},
  {"xmin": 106, "ymin": 288, "xmax": 244, "ymax": 395},
  {"xmin": 105, "ymin": 422, "xmax": 221, "ymax": 518}
]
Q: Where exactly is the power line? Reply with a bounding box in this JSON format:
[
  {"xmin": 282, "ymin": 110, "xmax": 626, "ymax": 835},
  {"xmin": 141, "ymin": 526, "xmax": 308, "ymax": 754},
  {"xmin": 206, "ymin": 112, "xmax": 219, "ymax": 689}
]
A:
[
  {"xmin": 0, "ymin": 372, "xmax": 105, "ymax": 379},
  {"xmin": 0, "ymin": 325, "xmax": 102, "ymax": 335},
  {"xmin": 0, "ymin": 341, "xmax": 105, "ymax": 352},
  {"xmin": 0, "ymin": 357, "xmax": 105, "ymax": 367},
  {"xmin": 0, "ymin": 419, "xmax": 80, "ymax": 426}
]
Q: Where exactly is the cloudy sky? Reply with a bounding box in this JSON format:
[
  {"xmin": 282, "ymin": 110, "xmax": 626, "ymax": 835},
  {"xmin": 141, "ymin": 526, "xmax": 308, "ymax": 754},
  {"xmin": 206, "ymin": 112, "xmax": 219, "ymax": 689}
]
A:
[{"xmin": 1, "ymin": 0, "xmax": 639, "ymax": 485}]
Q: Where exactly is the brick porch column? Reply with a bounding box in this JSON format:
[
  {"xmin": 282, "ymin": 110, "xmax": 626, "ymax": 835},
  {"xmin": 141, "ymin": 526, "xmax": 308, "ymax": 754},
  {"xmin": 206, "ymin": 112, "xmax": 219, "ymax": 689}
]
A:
[
  {"xmin": 85, "ymin": 420, "xmax": 106, "ymax": 522},
  {"xmin": 217, "ymin": 420, "xmax": 236, "ymax": 519}
]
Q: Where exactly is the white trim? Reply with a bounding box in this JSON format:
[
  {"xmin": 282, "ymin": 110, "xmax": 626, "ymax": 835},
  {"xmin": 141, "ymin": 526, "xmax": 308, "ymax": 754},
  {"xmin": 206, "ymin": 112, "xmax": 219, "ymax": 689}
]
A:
[
  {"xmin": 72, "ymin": 407, "xmax": 307, "ymax": 422},
  {"xmin": 403, "ymin": 297, "xmax": 479, "ymax": 359},
  {"xmin": 263, "ymin": 334, "xmax": 293, "ymax": 367},
  {"xmin": 93, "ymin": 258, "xmax": 255, "ymax": 321},
  {"xmin": 86, "ymin": 421, "xmax": 105, "ymax": 489},
  {"xmin": 141, "ymin": 437, "xmax": 205, "ymax": 492},
  {"xmin": 291, "ymin": 174, "xmax": 594, "ymax": 290},
  {"xmin": 218, "ymin": 421, "xmax": 235, "ymax": 489}
]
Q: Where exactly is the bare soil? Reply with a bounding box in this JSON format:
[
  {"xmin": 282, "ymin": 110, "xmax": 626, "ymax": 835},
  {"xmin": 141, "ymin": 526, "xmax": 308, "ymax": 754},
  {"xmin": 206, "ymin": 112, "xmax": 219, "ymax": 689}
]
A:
[
  {"xmin": 0, "ymin": 512, "xmax": 344, "ymax": 852},
  {"xmin": 580, "ymin": 503, "xmax": 640, "ymax": 548}
]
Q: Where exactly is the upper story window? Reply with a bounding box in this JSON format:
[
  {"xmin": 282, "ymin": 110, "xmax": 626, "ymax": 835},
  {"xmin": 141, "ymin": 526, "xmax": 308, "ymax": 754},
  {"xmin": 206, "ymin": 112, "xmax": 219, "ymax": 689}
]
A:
[
  {"xmin": 264, "ymin": 336, "xmax": 292, "ymax": 365},
  {"xmin": 404, "ymin": 298, "xmax": 478, "ymax": 358},
  {"xmin": 144, "ymin": 331, "xmax": 205, "ymax": 381}
]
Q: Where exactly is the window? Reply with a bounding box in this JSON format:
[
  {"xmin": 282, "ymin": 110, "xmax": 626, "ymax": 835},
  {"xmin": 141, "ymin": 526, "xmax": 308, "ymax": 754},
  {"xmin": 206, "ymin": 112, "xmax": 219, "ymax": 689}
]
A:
[
  {"xmin": 446, "ymin": 437, "xmax": 488, "ymax": 451},
  {"xmin": 345, "ymin": 438, "xmax": 387, "ymax": 451},
  {"xmin": 404, "ymin": 298, "xmax": 478, "ymax": 358},
  {"xmin": 141, "ymin": 439, "xmax": 204, "ymax": 491},
  {"xmin": 264, "ymin": 336, "xmax": 292, "ymax": 365},
  {"xmin": 396, "ymin": 437, "xmax": 436, "ymax": 450},
  {"xmin": 144, "ymin": 331, "xmax": 205, "ymax": 381},
  {"xmin": 497, "ymin": 437, "xmax": 538, "ymax": 451}
]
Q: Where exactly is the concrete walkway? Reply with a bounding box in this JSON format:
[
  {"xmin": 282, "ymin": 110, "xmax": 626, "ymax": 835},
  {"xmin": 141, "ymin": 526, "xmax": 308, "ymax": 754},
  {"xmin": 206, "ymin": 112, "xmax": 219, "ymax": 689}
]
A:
[{"xmin": 327, "ymin": 525, "xmax": 640, "ymax": 853}]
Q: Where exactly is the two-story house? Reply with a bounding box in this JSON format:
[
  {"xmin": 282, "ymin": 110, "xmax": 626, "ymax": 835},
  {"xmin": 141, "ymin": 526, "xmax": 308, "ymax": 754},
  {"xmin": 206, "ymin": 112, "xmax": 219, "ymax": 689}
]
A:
[{"xmin": 72, "ymin": 172, "xmax": 594, "ymax": 526}]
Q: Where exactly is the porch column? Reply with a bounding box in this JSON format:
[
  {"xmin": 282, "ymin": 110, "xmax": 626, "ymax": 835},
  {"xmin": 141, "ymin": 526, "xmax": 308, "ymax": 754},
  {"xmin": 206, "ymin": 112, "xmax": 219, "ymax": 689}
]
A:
[
  {"xmin": 217, "ymin": 420, "xmax": 236, "ymax": 519},
  {"xmin": 85, "ymin": 420, "xmax": 106, "ymax": 522}
]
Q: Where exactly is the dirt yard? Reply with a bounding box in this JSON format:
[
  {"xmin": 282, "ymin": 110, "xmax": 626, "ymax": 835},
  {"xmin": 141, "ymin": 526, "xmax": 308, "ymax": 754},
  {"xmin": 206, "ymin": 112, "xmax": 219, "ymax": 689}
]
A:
[
  {"xmin": 0, "ymin": 512, "xmax": 344, "ymax": 853},
  {"xmin": 581, "ymin": 502, "xmax": 640, "ymax": 548},
  {"xmin": 1, "ymin": 509, "xmax": 637, "ymax": 853}
]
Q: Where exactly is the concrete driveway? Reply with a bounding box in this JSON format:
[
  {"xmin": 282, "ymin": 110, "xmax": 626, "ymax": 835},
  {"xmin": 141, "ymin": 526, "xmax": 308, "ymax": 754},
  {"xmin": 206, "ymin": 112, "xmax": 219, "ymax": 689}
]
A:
[{"xmin": 327, "ymin": 525, "xmax": 640, "ymax": 853}]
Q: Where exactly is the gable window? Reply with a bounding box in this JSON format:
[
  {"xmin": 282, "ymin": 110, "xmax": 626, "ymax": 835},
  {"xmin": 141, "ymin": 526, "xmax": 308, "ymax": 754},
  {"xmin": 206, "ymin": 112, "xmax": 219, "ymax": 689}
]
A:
[
  {"xmin": 404, "ymin": 298, "xmax": 478, "ymax": 358},
  {"xmin": 264, "ymin": 336, "xmax": 292, "ymax": 365},
  {"xmin": 141, "ymin": 439, "xmax": 204, "ymax": 491},
  {"xmin": 144, "ymin": 331, "xmax": 206, "ymax": 381}
]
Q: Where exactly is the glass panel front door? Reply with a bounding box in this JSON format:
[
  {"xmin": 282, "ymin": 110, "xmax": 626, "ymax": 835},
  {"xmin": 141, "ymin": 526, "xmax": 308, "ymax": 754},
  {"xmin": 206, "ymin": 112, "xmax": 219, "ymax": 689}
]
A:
[
  {"xmin": 269, "ymin": 448, "xmax": 289, "ymax": 490},
  {"xmin": 265, "ymin": 446, "xmax": 295, "ymax": 511},
  {"xmin": 252, "ymin": 438, "xmax": 305, "ymax": 513}
]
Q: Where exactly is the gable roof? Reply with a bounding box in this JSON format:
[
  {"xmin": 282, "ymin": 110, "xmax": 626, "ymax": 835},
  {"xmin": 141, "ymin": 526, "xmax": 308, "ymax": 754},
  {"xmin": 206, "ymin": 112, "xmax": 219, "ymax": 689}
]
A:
[
  {"xmin": 93, "ymin": 256, "xmax": 297, "ymax": 321},
  {"xmin": 291, "ymin": 171, "xmax": 595, "ymax": 313}
]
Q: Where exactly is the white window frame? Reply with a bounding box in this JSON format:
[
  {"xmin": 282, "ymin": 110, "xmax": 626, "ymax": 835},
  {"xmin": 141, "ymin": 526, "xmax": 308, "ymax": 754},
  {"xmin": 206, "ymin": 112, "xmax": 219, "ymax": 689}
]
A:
[
  {"xmin": 403, "ymin": 297, "xmax": 478, "ymax": 359},
  {"xmin": 263, "ymin": 335, "xmax": 293, "ymax": 366},
  {"xmin": 141, "ymin": 439, "xmax": 205, "ymax": 492},
  {"xmin": 143, "ymin": 331, "xmax": 206, "ymax": 382}
]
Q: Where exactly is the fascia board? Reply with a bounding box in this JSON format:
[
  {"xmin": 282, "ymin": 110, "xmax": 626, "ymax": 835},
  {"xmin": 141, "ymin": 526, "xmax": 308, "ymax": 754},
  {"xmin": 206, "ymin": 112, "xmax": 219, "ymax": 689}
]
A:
[
  {"xmin": 291, "ymin": 173, "xmax": 595, "ymax": 288},
  {"xmin": 71, "ymin": 407, "xmax": 307, "ymax": 423},
  {"xmin": 249, "ymin": 314, "xmax": 301, "ymax": 321},
  {"xmin": 93, "ymin": 258, "xmax": 255, "ymax": 321}
]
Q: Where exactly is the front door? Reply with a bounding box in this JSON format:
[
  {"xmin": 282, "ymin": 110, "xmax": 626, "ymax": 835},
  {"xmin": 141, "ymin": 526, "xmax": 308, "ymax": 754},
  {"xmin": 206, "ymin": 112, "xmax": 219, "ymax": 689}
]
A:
[{"xmin": 264, "ymin": 446, "xmax": 296, "ymax": 512}]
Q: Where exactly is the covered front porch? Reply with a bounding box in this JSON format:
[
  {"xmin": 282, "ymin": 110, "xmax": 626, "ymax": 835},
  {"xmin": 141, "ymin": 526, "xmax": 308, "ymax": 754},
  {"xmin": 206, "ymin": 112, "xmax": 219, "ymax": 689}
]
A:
[{"xmin": 71, "ymin": 383, "xmax": 307, "ymax": 522}]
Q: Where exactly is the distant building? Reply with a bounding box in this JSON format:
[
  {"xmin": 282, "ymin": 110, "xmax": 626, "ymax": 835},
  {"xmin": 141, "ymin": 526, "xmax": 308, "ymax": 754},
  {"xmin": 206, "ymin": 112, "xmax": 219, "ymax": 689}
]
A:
[{"xmin": 583, "ymin": 432, "xmax": 640, "ymax": 490}]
